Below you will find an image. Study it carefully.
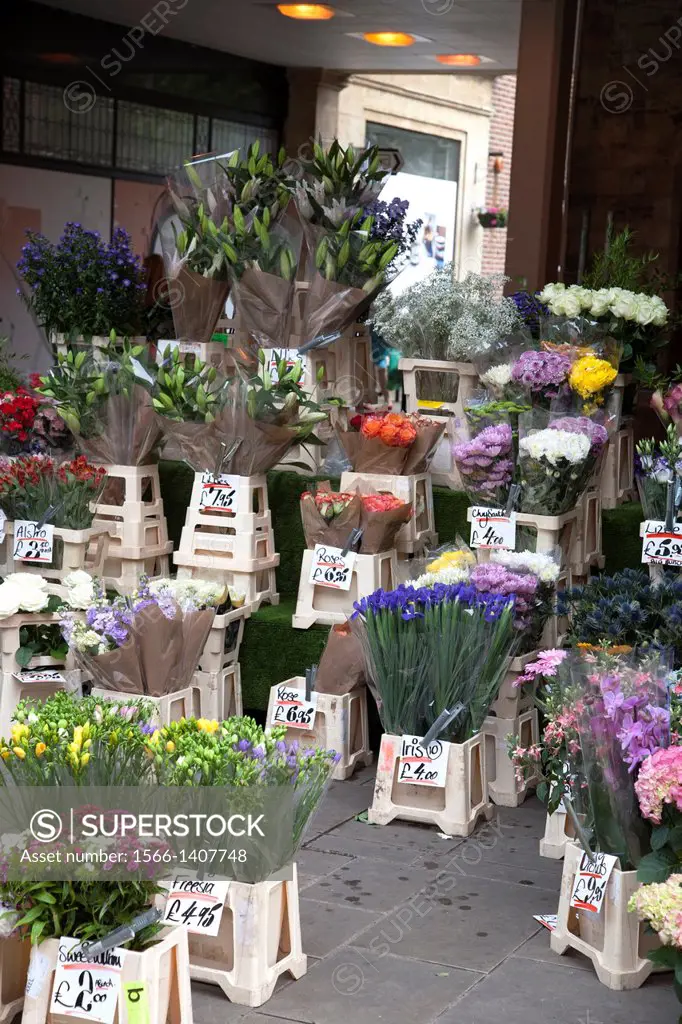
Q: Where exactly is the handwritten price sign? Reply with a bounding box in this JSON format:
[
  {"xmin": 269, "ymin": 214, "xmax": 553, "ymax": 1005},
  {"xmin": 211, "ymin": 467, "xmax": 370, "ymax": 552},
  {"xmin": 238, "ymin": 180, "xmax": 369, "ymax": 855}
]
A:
[
  {"xmin": 308, "ymin": 544, "xmax": 356, "ymax": 591},
  {"xmin": 399, "ymin": 736, "xmax": 449, "ymax": 787},
  {"xmin": 641, "ymin": 520, "xmax": 682, "ymax": 567},
  {"xmin": 570, "ymin": 851, "xmax": 618, "ymax": 914},
  {"xmin": 162, "ymin": 878, "xmax": 230, "ymax": 937},
  {"xmin": 50, "ymin": 937, "xmax": 126, "ymax": 1024},
  {"xmin": 13, "ymin": 669, "xmax": 66, "ymax": 684},
  {"xmin": 13, "ymin": 521, "xmax": 54, "ymax": 563},
  {"xmin": 199, "ymin": 473, "xmax": 236, "ymax": 511},
  {"xmin": 270, "ymin": 683, "xmax": 317, "ymax": 730},
  {"xmin": 469, "ymin": 507, "xmax": 516, "ymax": 551}
]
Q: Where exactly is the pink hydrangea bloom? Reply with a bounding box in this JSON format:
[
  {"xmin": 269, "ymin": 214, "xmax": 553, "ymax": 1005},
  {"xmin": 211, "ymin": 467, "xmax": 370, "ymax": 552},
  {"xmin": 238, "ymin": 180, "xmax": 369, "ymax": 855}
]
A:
[{"xmin": 635, "ymin": 746, "xmax": 682, "ymax": 824}]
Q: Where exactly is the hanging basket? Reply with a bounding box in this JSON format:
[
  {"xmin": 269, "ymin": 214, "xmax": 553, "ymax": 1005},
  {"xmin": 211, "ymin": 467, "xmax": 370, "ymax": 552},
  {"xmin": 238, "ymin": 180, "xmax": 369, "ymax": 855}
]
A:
[{"xmin": 477, "ymin": 209, "xmax": 508, "ymax": 228}]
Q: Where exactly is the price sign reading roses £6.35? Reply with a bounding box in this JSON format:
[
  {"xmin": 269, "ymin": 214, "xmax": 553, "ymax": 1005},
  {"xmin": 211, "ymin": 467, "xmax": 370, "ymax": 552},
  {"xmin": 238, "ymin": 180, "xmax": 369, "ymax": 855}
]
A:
[
  {"xmin": 641, "ymin": 520, "xmax": 682, "ymax": 567},
  {"xmin": 308, "ymin": 544, "xmax": 356, "ymax": 591},
  {"xmin": 13, "ymin": 521, "xmax": 54, "ymax": 563},
  {"xmin": 399, "ymin": 736, "xmax": 449, "ymax": 787},
  {"xmin": 469, "ymin": 507, "xmax": 516, "ymax": 551},
  {"xmin": 199, "ymin": 473, "xmax": 236, "ymax": 511},
  {"xmin": 570, "ymin": 851, "xmax": 618, "ymax": 914},
  {"xmin": 49, "ymin": 937, "xmax": 126, "ymax": 1024},
  {"xmin": 270, "ymin": 683, "xmax": 318, "ymax": 730},
  {"xmin": 162, "ymin": 878, "xmax": 230, "ymax": 937}
]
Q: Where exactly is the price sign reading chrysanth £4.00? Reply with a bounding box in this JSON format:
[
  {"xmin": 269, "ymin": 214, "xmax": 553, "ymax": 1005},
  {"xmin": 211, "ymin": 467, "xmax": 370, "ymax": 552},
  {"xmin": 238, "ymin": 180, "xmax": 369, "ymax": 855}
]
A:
[
  {"xmin": 199, "ymin": 472, "xmax": 236, "ymax": 511},
  {"xmin": 270, "ymin": 682, "xmax": 317, "ymax": 730},
  {"xmin": 162, "ymin": 878, "xmax": 231, "ymax": 937},
  {"xmin": 13, "ymin": 521, "xmax": 54, "ymax": 563},
  {"xmin": 641, "ymin": 520, "xmax": 682, "ymax": 567},
  {"xmin": 398, "ymin": 736, "xmax": 450, "ymax": 787},
  {"xmin": 469, "ymin": 507, "xmax": 516, "ymax": 551},
  {"xmin": 308, "ymin": 544, "xmax": 356, "ymax": 591},
  {"xmin": 570, "ymin": 851, "xmax": 618, "ymax": 914},
  {"xmin": 49, "ymin": 937, "xmax": 126, "ymax": 1024}
]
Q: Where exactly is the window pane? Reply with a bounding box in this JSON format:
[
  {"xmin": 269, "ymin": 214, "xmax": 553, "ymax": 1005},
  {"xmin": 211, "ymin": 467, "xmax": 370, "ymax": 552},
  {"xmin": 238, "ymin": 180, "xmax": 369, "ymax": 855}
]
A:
[
  {"xmin": 366, "ymin": 122, "xmax": 461, "ymax": 183},
  {"xmin": 116, "ymin": 100, "xmax": 194, "ymax": 175}
]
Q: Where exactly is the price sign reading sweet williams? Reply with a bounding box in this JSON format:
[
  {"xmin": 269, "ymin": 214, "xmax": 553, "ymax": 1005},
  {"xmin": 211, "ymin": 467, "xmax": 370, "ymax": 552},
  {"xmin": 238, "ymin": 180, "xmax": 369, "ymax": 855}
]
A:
[
  {"xmin": 641, "ymin": 520, "xmax": 682, "ymax": 567},
  {"xmin": 308, "ymin": 544, "xmax": 356, "ymax": 591},
  {"xmin": 469, "ymin": 507, "xmax": 516, "ymax": 551},
  {"xmin": 199, "ymin": 472, "xmax": 237, "ymax": 511},
  {"xmin": 398, "ymin": 736, "xmax": 450, "ymax": 787},
  {"xmin": 270, "ymin": 682, "xmax": 318, "ymax": 730},
  {"xmin": 13, "ymin": 521, "xmax": 54, "ymax": 563},
  {"xmin": 50, "ymin": 937, "xmax": 126, "ymax": 1024},
  {"xmin": 162, "ymin": 878, "xmax": 230, "ymax": 937},
  {"xmin": 12, "ymin": 669, "xmax": 66, "ymax": 684},
  {"xmin": 570, "ymin": 851, "xmax": 618, "ymax": 914}
]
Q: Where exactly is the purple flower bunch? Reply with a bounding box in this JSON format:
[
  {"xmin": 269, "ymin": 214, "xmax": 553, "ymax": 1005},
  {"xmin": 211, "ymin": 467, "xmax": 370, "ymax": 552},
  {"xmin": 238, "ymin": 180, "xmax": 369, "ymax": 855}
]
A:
[
  {"xmin": 510, "ymin": 291, "xmax": 549, "ymax": 339},
  {"xmin": 17, "ymin": 222, "xmax": 146, "ymax": 337},
  {"xmin": 452, "ymin": 422, "xmax": 514, "ymax": 504},
  {"xmin": 365, "ymin": 196, "xmax": 422, "ymax": 269},
  {"xmin": 511, "ymin": 350, "xmax": 572, "ymax": 400},
  {"xmin": 549, "ymin": 416, "xmax": 608, "ymax": 454},
  {"xmin": 470, "ymin": 562, "xmax": 539, "ymax": 632},
  {"xmin": 353, "ymin": 580, "xmax": 514, "ymax": 624},
  {"xmin": 598, "ymin": 671, "xmax": 670, "ymax": 772}
]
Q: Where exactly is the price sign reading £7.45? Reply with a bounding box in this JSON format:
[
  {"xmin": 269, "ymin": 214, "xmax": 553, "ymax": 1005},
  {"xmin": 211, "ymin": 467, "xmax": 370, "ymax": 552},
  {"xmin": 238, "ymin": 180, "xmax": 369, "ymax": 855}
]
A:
[
  {"xmin": 570, "ymin": 851, "xmax": 619, "ymax": 914},
  {"xmin": 49, "ymin": 937, "xmax": 126, "ymax": 1024},
  {"xmin": 469, "ymin": 507, "xmax": 516, "ymax": 551},
  {"xmin": 13, "ymin": 521, "xmax": 54, "ymax": 563},
  {"xmin": 270, "ymin": 682, "xmax": 318, "ymax": 730},
  {"xmin": 199, "ymin": 472, "xmax": 236, "ymax": 511},
  {"xmin": 641, "ymin": 520, "xmax": 682, "ymax": 567},
  {"xmin": 399, "ymin": 736, "xmax": 450, "ymax": 787},
  {"xmin": 308, "ymin": 544, "xmax": 356, "ymax": 591}
]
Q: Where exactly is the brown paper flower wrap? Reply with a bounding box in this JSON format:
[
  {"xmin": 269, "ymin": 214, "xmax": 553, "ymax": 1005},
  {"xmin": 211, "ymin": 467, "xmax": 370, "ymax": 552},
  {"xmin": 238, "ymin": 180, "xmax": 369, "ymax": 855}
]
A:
[
  {"xmin": 231, "ymin": 267, "xmax": 295, "ymax": 349},
  {"xmin": 300, "ymin": 490, "xmax": 363, "ymax": 549},
  {"xmin": 157, "ymin": 407, "xmax": 299, "ymax": 475},
  {"xmin": 73, "ymin": 604, "xmax": 215, "ymax": 696},
  {"xmin": 402, "ymin": 420, "xmax": 446, "ymax": 474},
  {"xmin": 315, "ymin": 623, "xmax": 366, "ymax": 695},
  {"xmin": 167, "ymin": 266, "xmax": 229, "ymax": 345},
  {"xmin": 336, "ymin": 417, "xmax": 445, "ymax": 475},
  {"xmin": 301, "ymin": 272, "xmax": 372, "ymax": 345},
  {"xmin": 76, "ymin": 386, "xmax": 163, "ymax": 466},
  {"xmin": 358, "ymin": 499, "xmax": 412, "ymax": 554}
]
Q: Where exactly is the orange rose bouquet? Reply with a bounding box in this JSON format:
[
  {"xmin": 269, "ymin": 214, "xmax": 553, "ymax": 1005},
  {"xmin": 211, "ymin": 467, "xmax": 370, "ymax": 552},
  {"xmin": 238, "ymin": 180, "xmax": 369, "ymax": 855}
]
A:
[{"xmin": 337, "ymin": 411, "xmax": 445, "ymax": 474}]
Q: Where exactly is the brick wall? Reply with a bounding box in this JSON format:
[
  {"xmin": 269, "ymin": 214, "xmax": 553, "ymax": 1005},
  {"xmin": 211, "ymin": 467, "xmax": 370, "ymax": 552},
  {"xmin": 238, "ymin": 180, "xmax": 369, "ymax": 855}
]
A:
[{"xmin": 481, "ymin": 75, "xmax": 517, "ymax": 278}]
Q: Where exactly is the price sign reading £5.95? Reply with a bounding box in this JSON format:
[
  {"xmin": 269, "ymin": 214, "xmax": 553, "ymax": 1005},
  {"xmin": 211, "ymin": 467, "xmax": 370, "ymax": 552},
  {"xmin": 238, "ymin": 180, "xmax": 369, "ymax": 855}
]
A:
[
  {"xmin": 270, "ymin": 682, "xmax": 318, "ymax": 730},
  {"xmin": 469, "ymin": 507, "xmax": 516, "ymax": 551},
  {"xmin": 308, "ymin": 544, "xmax": 356, "ymax": 591},
  {"xmin": 398, "ymin": 736, "xmax": 449, "ymax": 787},
  {"xmin": 13, "ymin": 521, "xmax": 54, "ymax": 563},
  {"xmin": 199, "ymin": 473, "xmax": 236, "ymax": 511},
  {"xmin": 641, "ymin": 520, "xmax": 682, "ymax": 567}
]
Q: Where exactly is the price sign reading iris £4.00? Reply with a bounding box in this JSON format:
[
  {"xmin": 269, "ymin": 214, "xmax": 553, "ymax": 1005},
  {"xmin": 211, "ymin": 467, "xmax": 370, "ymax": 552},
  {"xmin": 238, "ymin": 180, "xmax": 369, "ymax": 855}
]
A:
[{"xmin": 398, "ymin": 736, "xmax": 449, "ymax": 787}]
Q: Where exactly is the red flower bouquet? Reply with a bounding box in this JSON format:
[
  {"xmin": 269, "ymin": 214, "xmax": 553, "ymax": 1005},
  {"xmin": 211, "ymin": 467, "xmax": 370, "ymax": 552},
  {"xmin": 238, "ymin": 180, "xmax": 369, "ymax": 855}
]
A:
[
  {"xmin": 338, "ymin": 411, "xmax": 445, "ymax": 474},
  {"xmin": 300, "ymin": 485, "xmax": 411, "ymax": 553},
  {"xmin": 0, "ymin": 389, "xmax": 39, "ymax": 449},
  {"xmin": 0, "ymin": 454, "xmax": 105, "ymax": 529}
]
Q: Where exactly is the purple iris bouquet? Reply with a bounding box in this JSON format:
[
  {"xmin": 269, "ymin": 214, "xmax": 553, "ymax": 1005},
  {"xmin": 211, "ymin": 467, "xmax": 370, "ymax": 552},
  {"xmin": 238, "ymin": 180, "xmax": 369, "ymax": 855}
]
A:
[
  {"xmin": 452, "ymin": 422, "xmax": 514, "ymax": 505},
  {"xmin": 351, "ymin": 581, "xmax": 516, "ymax": 742},
  {"xmin": 511, "ymin": 349, "xmax": 572, "ymax": 406}
]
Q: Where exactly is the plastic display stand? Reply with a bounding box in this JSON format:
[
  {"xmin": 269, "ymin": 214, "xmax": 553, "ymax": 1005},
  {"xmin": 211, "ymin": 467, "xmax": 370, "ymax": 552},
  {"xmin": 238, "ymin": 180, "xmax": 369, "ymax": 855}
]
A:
[
  {"xmin": 302, "ymin": 323, "xmax": 375, "ymax": 404},
  {"xmin": 339, "ymin": 471, "xmax": 437, "ymax": 555},
  {"xmin": 293, "ymin": 549, "xmax": 397, "ymax": 629},
  {"xmin": 266, "ymin": 680, "xmax": 372, "ymax": 781},
  {"xmin": 368, "ymin": 732, "xmax": 493, "ymax": 837},
  {"xmin": 398, "ymin": 357, "xmax": 478, "ymax": 422},
  {"xmin": 0, "ymin": 524, "xmax": 109, "ymax": 583},
  {"xmin": 490, "ymin": 650, "xmax": 540, "ymax": 719},
  {"xmin": 600, "ymin": 423, "xmax": 636, "ymax": 509},
  {"xmin": 193, "ymin": 664, "xmax": 243, "ymax": 720},
  {"xmin": 515, "ymin": 509, "xmax": 579, "ymax": 568},
  {"xmin": 187, "ymin": 865, "xmax": 306, "ymax": 1007},
  {"xmin": 482, "ymin": 708, "xmax": 539, "ymax": 807},
  {"xmin": 539, "ymin": 807, "xmax": 576, "ymax": 859},
  {"xmin": 571, "ymin": 488, "xmax": 604, "ymax": 575},
  {"xmin": 0, "ymin": 934, "xmax": 30, "ymax": 1024}
]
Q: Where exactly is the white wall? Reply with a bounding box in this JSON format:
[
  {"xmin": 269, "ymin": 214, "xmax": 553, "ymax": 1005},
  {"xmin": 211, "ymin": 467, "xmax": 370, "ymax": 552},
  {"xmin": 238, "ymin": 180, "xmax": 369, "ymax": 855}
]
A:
[{"xmin": 0, "ymin": 166, "xmax": 111, "ymax": 373}]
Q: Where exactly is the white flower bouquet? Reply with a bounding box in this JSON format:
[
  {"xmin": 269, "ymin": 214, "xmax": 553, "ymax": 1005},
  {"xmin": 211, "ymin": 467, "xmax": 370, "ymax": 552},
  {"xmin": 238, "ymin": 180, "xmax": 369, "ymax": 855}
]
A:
[{"xmin": 517, "ymin": 423, "xmax": 597, "ymax": 515}]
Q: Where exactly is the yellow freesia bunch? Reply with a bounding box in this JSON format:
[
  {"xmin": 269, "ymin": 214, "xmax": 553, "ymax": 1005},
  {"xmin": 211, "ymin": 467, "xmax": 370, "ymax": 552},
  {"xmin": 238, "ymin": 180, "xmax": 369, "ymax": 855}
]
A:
[{"xmin": 426, "ymin": 549, "xmax": 477, "ymax": 574}]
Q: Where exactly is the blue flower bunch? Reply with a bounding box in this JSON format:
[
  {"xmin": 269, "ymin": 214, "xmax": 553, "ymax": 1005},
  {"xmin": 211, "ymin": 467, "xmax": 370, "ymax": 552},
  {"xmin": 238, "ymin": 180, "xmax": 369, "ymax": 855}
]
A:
[
  {"xmin": 17, "ymin": 222, "xmax": 146, "ymax": 338},
  {"xmin": 510, "ymin": 290, "xmax": 549, "ymax": 339},
  {"xmin": 364, "ymin": 196, "xmax": 422, "ymax": 272},
  {"xmin": 353, "ymin": 581, "xmax": 513, "ymax": 624}
]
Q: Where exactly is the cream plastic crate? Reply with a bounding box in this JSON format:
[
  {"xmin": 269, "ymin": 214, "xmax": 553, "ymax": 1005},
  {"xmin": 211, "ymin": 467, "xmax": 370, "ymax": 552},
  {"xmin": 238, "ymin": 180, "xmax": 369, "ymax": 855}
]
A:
[
  {"xmin": 571, "ymin": 488, "xmax": 604, "ymax": 575},
  {"xmin": 0, "ymin": 934, "xmax": 30, "ymax": 1024},
  {"xmin": 105, "ymin": 553, "xmax": 172, "ymax": 596},
  {"xmin": 482, "ymin": 708, "xmax": 539, "ymax": 808},
  {"xmin": 176, "ymin": 563, "xmax": 279, "ymax": 611},
  {"xmin": 53, "ymin": 334, "xmax": 146, "ymax": 362},
  {"xmin": 368, "ymin": 732, "xmax": 493, "ymax": 837},
  {"xmin": 293, "ymin": 549, "xmax": 397, "ymax": 630},
  {"xmin": 0, "ymin": 612, "xmax": 80, "ymax": 677},
  {"xmin": 266, "ymin": 680, "xmax": 372, "ymax": 781},
  {"xmin": 22, "ymin": 927, "xmax": 192, "ymax": 1024},
  {"xmin": 303, "ymin": 325, "xmax": 375, "ymax": 405},
  {"xmin": 540, "ymin": 806, "xmax": 578, "ymax": 859},
  {"xmin": 193, "ymin": 664, "xmax": 243, "ymax": 720},
  {"xmin": 515, "ymin": 509, "xmax": 579, "ymax": 568},
  {"xmin": 600, "ymin": 424, "xmax": 636, "ymax": 510},
  {"xmin": 550, "ymin": 841, "xmax": 660, "ymax": 990},
  {"xmin": 339, "ymin": 471, "xmax": 437, "ymax": 555},
  {"xmin": 199, "ymin": 605, "xmax": 251, "ymax": 675},
  {"xmin": 399, "ymin": 357, "xmax": 478, "ymax": 421},
  {"xmin": 187, "ymin": 865, "xmax": 306, "ymax": 1007},
  {"xmin": 91, "ymin": 683, "xmax": 204, "ymax": 725},
  {"xmin": 490, "ymin": 650, "xmax": 539, "ymax": 719},
  {"xmin": 0, "ymin": 669, "xmax": 82, "ymax": 739},
  {"xmin": 1, "ymin": 523, "xmax": 109, "ymax": 583}
]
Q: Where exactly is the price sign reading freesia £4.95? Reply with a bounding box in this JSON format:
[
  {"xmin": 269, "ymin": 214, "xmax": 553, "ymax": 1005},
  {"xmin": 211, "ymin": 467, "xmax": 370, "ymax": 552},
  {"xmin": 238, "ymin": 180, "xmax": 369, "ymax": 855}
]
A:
[
  {"xmin": 399, "ymin": 736, "xmax": 449, "ymax": 787},
  {"xmin": 50, "ymin": 937, "xmax": 126, "ymax": 1024},
  {"xmin": 570, "ymin": 851, "xmax": 618, "ymax": 914},
  {"xmin": 469, "ymin": 507, "xmax": 516, "ymax": 551},
  {"xmin": 13, "ymin": 521, "xmax": 54, "ymax": 563},
  {"xmin": 308, "ymin": 544, "xmax": 356, "ymax": 591},
  {"xmin": 270, "ymin": 682, "xmax": 318, "ymax": 730},
  {"xmin": 162, "ymin": 878, "xmax": 231, "ymax": 937},
  {"xmin": 641, "ymin": 520, "xmax": 682, "ymax": 567}
]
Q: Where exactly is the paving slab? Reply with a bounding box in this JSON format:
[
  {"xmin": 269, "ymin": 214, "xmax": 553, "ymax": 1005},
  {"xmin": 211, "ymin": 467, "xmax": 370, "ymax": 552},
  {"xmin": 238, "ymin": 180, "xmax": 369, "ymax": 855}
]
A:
[
  {"xmin": 296, "ymin": 847, "xmax": 356, "ymax": 889},
  {"xmin": 511, "ymin": 926, "xmax": 593, "ymax": 972},
  {"xmin": 302, "ymin": 858, "xmax": 436, "ymax": 913},
  {"xmin": 321, "ymin": 815, "xmax": 456, "ymax": 855},
  {"xmin": 305, "ymin": 830, "xmax": 430, "ymax": 865},
  {"xmin": 192, "ymin": 980, "xmax": 253, "ymax": 1022},
  {"xmin": 299, "ymin": 897, "xmax": 382, "ymax": 957}
]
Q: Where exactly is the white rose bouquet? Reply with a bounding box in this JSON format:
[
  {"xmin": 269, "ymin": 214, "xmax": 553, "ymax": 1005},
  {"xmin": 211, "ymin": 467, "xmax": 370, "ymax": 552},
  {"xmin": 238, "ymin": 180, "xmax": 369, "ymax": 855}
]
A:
[{"xmin": 517, "ymin": 424, "xmax": 596, "ymax": 515}]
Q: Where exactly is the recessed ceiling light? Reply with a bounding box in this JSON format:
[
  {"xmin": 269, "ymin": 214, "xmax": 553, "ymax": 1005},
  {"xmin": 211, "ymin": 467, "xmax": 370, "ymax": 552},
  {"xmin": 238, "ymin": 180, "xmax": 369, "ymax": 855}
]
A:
[
  {"xmin": 436, "ymin": 53, "xmax": 481, "ymax": 67},
  {"xmin": 39, "ymin": 52, "xmax": 81, "ymax": 64},
  {"xmin": 277, "ymin": 4, "xmax": 335, "ymax": 20},
  {"xmin": 363, "ymin": 31, "xmax": 415, "ymax": 47}
]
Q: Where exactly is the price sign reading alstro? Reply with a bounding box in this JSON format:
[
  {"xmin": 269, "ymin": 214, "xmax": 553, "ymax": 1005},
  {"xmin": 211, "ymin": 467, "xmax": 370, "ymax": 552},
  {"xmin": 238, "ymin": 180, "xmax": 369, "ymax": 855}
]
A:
[
  {"xmin": 399, "ymin": 736, "xmax": 449, "ymax": 787},
  {"xmin": 13, "ymin": 521, "xmax": 54, "ymax": 563},
  {"xmin": 308, "ymin": 544, "xmax": 356, "ymax": 591},
  {"xmin": 641, "ymin": 520, "xmax": 682, "ymax": 567},
  {"xmin": 570, "ymin": 851, "xmax": 618, "ymax": 914},
  {"xmin": 270, "ymin": 683, "xmax": 318, "ymax": 730},
  {"xmin": 162, "ymin": 878, "xmax": 230, "ymax": 937},
  {"xmin": 469, "ymin": 507, "xmax": 516, "ymax": 551},
  {"xmin": 199, "ymin": 473, "xmax": 237, "ymax": 511},
  {"xmin": 50, "ymin": 937, "xmax": 126, "ymax": 1024}
]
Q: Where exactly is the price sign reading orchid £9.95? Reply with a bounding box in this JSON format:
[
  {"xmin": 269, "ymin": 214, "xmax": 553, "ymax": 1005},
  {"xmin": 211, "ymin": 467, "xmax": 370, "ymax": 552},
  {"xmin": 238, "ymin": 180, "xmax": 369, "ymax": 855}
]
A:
[
  {"xmin": 308, "ymin": 544, "xmax": 356, "ymax": 591},
  {"xmin": 13, "ymin": 521, "xmax": 54, "ymax": 563},
  {"xmin": 469, "ymin": 507, "xmax": 516, "ymax": 551},
  {"xmin": 270, "ymin": 682, "xmax": 318, "ymax": 730},
  {"xmin": 50, "ymin": 937, "xmax": 126, "ymax": 1024},
  {"xmin": 641, "ymin": 520, "xmax": 682, "ymax": 567},
  {"xmin": 398, "ymin": 736, "xmax": 449, "ymax": 787}
]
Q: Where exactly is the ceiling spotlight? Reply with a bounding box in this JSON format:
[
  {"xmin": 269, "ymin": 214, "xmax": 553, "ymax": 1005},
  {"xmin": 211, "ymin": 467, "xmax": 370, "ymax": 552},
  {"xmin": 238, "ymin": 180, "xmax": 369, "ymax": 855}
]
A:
[
  {"xmin": 363, "ymin": 32, "xmax": 415, "ymax": 47},
  {"xmin": 277, "ymin": 4, "xmax": 335, "ymax": 20},
  {"xmin": 436, "ymin": 54, "xmax": 482, "ymax": 66}
]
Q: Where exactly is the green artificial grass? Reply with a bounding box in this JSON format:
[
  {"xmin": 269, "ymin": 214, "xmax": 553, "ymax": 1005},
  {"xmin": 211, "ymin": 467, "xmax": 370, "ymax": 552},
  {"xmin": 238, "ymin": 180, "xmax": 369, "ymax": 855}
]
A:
[{"xmin": 158, "ymin": 461, "xmax": 647, "ymax": 710}]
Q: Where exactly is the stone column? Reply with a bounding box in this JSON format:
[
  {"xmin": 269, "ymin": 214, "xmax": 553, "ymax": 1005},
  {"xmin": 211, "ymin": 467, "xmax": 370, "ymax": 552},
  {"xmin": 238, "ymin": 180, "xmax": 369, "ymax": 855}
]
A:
[{"xmin": 284, "ymin": 69, "xmax": 351, "ymax": 159}]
